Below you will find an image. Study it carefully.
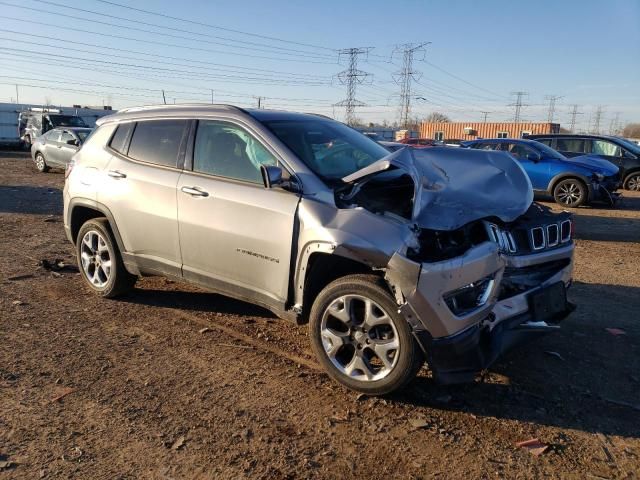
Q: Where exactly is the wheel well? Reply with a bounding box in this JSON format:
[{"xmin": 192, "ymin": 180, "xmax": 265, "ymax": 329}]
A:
[
  {"xmin": 301, "ymin": 252, "xmax": 375, "ymax": 322},
  {"xmin": 70, "ymin": 206, "xmax": 106, "ymax": 244},
  {"xmin": 624, "ymin": 169, "xmax": 640, "ymax": 182}
]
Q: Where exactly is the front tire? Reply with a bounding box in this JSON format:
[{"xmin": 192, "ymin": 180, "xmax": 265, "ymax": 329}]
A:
[
  {"xmin": 553, "ymin": 178, "xmax": 587, "ymax": 207},
  {"xmin": 76, "ymin": 218, "xmax": 137, "ymax": 298},
  {"xmin": 624, "ymin": 172, "xmax": 640, "ymax": 191},
  {"xmin": 34, "ymin": 152, "xmax": 49, "ymax": 173},
  {"xmin": 309, "ymin": 274, "xmax": 424, "ymax": 395}
]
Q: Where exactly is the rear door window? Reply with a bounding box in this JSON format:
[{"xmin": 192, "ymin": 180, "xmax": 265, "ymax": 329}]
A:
[
  {"xmin": 44, "ymin": 130, "xmax": 61, "ymax": 142},
  {"xmin": 60, "ymin": 131, "xmax": 75, "ymax": 145},
  {"xmin": 128, "ymin": 120, "xmax": 187, "ymax": 167},
  {"xmin": 556, "ymin": 138, "xmax": 585, "ymax": 153}
]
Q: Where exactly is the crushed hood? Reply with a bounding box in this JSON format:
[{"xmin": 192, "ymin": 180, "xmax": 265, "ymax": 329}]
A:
[{"xmin": 342, "ymin": 147, "xmax": 533, "ymax": 231}]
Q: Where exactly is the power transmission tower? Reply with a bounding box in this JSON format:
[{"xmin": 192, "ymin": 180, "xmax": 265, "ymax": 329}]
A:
[
  {"xmin": 393, "ymin": 42, "xmax": 429, "ymax": 129},
  {"xmin": 509, "ymin": 91, "xmax": 529, "ymax": 123},
  {"xmin": 334, "ymin": 47, "xmax": 371, "ymax": 126},
  {"xmin": 544, "ymin": 95, "xmax": 563, "ymax": 123},
  {"xmin": 480, "ymin": 111, "xmax": 490, "ymax": 123},
  {"xmin": 592, "ymin": 105, "xmax": 604, "ymax": 134},
  {"xmin": 609, "ymin": 112, "xmax": 621, "ymax": 135},
  {"xmin": 568, "ymin": 104, "xmax": 583, "ymax": 132}
]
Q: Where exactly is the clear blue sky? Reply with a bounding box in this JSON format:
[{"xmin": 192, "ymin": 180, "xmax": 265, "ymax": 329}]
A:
[{"xmin": 1, "ymin": 0, "xmax": 638, "ymax": 131}]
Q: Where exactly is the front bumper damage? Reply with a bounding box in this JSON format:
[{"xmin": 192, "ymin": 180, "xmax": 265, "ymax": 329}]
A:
[{"xmin": 387, "ymin": 241, "xmax": 575, "ymax": 384}]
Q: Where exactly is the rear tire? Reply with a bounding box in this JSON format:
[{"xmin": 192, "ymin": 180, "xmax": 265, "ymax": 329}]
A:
[
  {"xmin": 76, "ymin": 218, "xmax": 137, "ymax": 298},
  {"xmin": 624, "ymin": 172, "xmax": 640, "ymax": 191},
  {"xmin": 34, "ymin": 152, "xmax": 49, "ymax": 173},
  {"xmin": 553, "ymin": 178, "xmax": 587, "ymax": 207},
  {"xmin": 309, "ymin": 274, "xmax": 424, "ymax": 395}
]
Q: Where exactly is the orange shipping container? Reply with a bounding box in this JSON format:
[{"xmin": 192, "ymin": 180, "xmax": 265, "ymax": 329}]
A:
[{"xmin": 420, "ymin": 122, "xmax": 560, "ymax": 141}]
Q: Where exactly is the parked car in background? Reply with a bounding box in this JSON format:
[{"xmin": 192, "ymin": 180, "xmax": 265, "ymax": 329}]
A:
[
  {"xmin": 525, "ymin": 134, "xmax": 640, "ymax": 191},
  {"xmin": 19, "ymin": 110, "xmax": 89, "ymax": 148},
  {"xmin": 379, "ymin": 140, "xmax": 406, "ymax": 152},
  {"xmin": 31, "ymin": 127, "xmax": 93, "ymax": 172},
  {"xmin": 63, "ymin": 104, "xmax": 576, "ymax": 395},
  {"xmin": 462, "ymin": 138, "xmax": 620, "ymax": 207},
  {"xmin": 397, "ymin": 138, "xmax": 442, "ymax": 147},
  {"xmin": 443, "ymin": 139, "xmax": 463, "ymax": 147}
]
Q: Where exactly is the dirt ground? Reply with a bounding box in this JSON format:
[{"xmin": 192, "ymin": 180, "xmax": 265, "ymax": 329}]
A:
[{"xmin": 1, "ymin": 151, "xmax": 639, "ymax": 480}]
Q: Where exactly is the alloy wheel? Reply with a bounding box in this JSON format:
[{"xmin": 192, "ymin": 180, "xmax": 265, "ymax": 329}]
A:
[
  {"xmin": 80, "ymin": 230, "xmax": 112, "ymax": 288},
  {"xmin": 557, "ymin": 182, "xmax": 583, "ymax": 206},
  {"xmin": 320, "ymin": 294, "xmax": 400, "ymax": 382},
  {"xmin": 627, "ymin": 174, "xmax": 640, "ymax": 191},
  {"xmin": 35, "ymin": 154, "xmax": 45, "ymax": 171}
]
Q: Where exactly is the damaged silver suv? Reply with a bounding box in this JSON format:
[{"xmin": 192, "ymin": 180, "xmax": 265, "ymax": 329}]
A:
[{"xmin": 63, "ymin": 105, "xmax": 576, "ymax": 395}]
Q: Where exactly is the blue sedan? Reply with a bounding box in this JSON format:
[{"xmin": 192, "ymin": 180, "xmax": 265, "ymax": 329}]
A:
[{"xmin": 462, "ymin": 138, "xmax": 620, "ymax": 207}]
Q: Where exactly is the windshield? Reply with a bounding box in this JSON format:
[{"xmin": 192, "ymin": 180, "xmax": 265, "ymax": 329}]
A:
[
  {"xmin": 49, "ymin": 115, "xmax": 88, "ymax": 128},
  {"xmin": 616, "ymin": 137, "xmax": 640, "ymax": 154},
  {"xmin": 262, "ymin": 119, "xmax": 390, "ymax": 181},
  {"xmin": 531, "ymin": 140, "xmax": 566, "ymax": 160}
]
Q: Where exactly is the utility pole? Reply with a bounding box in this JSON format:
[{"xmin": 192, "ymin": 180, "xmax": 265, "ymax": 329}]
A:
[
  {"xmin": 592, "ymin": 105, "xmax": 604, "ymax": 134},
  {"xmin": 480, "ymin": 111, "xmax": 490, "ymax": 123},
  {"xmin": 544, "ymin": 95, "xmax": 563, "ymax": 123},
  {"xmin": 255, "ymin": 96, "xmax": 263, "ymax": 109},
  {"xmin": 568, "ymin": 104, "xmax": 582, "ymax": 132},
  {"xmin": 162, "ymin": 90, "xmax": 167, "ymax": 105},
  {"xmin": 393, "ymin": 42, "xmax": 429, "ymax": 129},
  {"xmin": 509, "ymin": 91, "xmax": 528, "ymax": 123},
  {"xmin": 211, "ymin": 89, "xmax": 214, "ymax": 104},
  {"xmin": 334, "ymin": 47, "xmax": 371, "ymax": 126},
  {"xmin": 15, "ymin": 84, "xmax": 19, "ymax": 104}
]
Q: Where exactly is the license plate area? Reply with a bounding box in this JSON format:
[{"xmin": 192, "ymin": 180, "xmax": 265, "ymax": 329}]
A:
[{"xmin": 528, "ymin": 282, "xmax": 568, "ymax": 321}]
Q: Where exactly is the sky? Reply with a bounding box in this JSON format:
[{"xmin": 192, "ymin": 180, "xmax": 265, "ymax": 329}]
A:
[{"xmin": 0, "ymin": 0, "xmax": 639, "ymax": 132}]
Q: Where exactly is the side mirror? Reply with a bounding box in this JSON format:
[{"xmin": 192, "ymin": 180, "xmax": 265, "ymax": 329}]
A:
[
  {"xmin": 526, "ymin": 152, "xmax": 541, "ymax": 162},
  {"xmin": 261, "ymin": 165, "xmax": 283, "ymax": 188},
  {"xmin": 66, "ymin": 139, "xmax": 78, "ymax": 146}
]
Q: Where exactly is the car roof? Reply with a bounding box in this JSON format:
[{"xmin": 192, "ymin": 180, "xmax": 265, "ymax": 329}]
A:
[
  {"xmin": 51, "ymin": 127, "xmax": 93, "ymax": 132},
  {"xmin": 96, "ymin": 104, "xmax": 330, "ymax": 126},
  {"xmin": 526, "ymin": 133, "xmax": 623, "ymax": 141},
  {"xmin": 466, "ymin": 138, "xmax": 539, "ymax": 145}
]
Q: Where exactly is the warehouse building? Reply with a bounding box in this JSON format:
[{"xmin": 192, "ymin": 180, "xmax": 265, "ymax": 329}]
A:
[{"xmin": 420, "ymin": 122, "xmax": 560, "ymax": 142}]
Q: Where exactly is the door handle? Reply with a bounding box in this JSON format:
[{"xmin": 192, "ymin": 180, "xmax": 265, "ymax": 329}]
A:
[
  {"xmin": 108, "ymin": 170, "xmax": 127, "ymax": 179},
  {"xmin": 181, "ymin": 186, "xmax": 209, "ymax": 197}
]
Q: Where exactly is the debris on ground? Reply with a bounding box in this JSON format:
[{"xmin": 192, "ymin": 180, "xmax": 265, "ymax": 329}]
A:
[
  {"xmin": 171, "ymin": 436, "xmax": 185, "ymax": 450},
  {"xmin": 50, "ymin": 387, "xmax": 77, "ymax": 403},
  {"xmin": 408, "ymin": 417, "xmax": 430, "ymax": 429},
  {"xmin": 544, "ymin": 351, "xmax": 565, "ymax": 361},
  {"xmin": 605, "ymin": 328, "xmax": 626, "ymax": 336},
  {"xmin": 198, "ymin": 327, "xmax": 211, "ymax": 334},
  {"xmin": 7, "ymin": 274, "xmax": 34, "ymax": 281},
  {"xmin": 38, "ymin": 259, "xmax": 77, "ymax": 273},
  {"xmin": 515, "ymin": 438, "xmax": 548, "ymax": 456},
  {"xmin": 12, "ymin": 300, "xmax": 25, "ymax": 306}
]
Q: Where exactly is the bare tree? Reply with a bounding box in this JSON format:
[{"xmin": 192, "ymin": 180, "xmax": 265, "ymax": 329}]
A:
[
  {"xmin": 424, "ymin": 112, "xmax": 451, "ymax": 123},
  {"xmin": 622, "ymin": 123, "xmax": 640, "ymax": 138}
]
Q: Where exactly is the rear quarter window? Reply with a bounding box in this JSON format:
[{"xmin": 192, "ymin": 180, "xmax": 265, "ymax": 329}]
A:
[
  {"xmin": 109, "ymin": 123, "xmax": 134, "ymax": 155},
  {"xmin": 535, "ymin": 138, "xmax": 553, "ymax": 147},
  {"xmin": 556, "ymin": 138, "xmax": 585, "ymax": 153}
]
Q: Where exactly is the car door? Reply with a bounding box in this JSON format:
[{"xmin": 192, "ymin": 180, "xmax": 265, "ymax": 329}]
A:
[
  {"xmin": 102, "ymin": 119, "xmax": 188, "ymax": 277},
  {"xmin": 504, "ymin": 143, "xmax": 550, "ymax": 191},
  {"xmin": 41, "ymin": 130, "xmax": 62, "ymax": 164},
  {"xmin": 177, "ymin": 119, "xmax": 300, "ymax": 306},
  {"xmin": 56, "ymin": 130, "xmax": 80, "ymax": 167}
]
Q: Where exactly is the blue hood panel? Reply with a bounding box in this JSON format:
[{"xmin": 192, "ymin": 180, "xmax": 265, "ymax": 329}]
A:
[{"xmin": 567, "ymin": 155, "xmax": 619, "ymax": 176}]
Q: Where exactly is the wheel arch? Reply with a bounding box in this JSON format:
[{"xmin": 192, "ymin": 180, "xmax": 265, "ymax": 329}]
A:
[
  {"xmin": 623, "ymin": 168, "xmax": 640, "ymax": 188},
  {"xmin": 68, "ymin": 199, "xmax": 126, "ymax": 254},
  {"xmin": 547, "ymin": 173, "xmax": 591, "ymax": 197}
]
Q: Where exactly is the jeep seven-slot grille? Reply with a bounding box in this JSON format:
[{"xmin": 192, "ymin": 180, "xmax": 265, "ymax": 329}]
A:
[{"xmin": 484, "ymin": 219, "xmax": 572, "ymax": 255}]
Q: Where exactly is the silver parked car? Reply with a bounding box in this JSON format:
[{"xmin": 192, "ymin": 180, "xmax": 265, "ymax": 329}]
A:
[
  {"xmin": 31, "ymin": 127, "xmax": 94, "ymax": 172},
  {"xmin": 63, "ymin": 105, "xmax": 576, "ymax": 395}
]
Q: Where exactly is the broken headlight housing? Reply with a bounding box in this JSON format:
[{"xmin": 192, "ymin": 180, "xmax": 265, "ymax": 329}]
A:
[{"xmin": 443, "ymin": 275, "xmax": 495, "ymax": 316}]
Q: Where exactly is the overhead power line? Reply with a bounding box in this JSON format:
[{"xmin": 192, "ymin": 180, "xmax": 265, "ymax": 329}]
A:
[
  {"xmin": 3, "ymin": 15, "xmax": 337, "ymax": 64},
  {"xmin": 91, "ymin": 0, "xmax": 335, "ymax": 52},
  {"xmin": 26, "ymin": 0, "xmax": 336, "ymax": 59}
]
